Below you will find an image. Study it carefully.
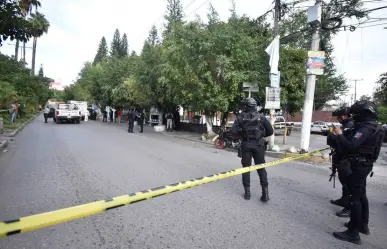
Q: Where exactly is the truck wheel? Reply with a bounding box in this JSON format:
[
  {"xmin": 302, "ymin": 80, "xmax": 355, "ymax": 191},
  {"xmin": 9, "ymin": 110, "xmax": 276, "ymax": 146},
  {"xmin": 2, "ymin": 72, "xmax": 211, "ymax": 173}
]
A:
[
  {"xmin": 56, "ymin": 119, "xmax": 61, "ymax": 124},
  {"xmin": 287, "ymin": 128, "xmax": 292, "ymax": 136}
]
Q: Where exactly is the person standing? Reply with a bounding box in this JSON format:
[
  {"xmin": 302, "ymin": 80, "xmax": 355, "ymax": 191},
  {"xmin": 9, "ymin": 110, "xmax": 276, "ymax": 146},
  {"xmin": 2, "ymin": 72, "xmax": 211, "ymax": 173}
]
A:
[
  {"xmin": 127, "ymin": 108, "xmax": 135, "ymax": 133},
  {"xmin": 231, "ymin": 98, "xmax": 274, "ymax": 202},
  {"xmin": 138, "ymin": 110, "xmax": 145, "ymax": 133},
  {"xmin": 332, "ymin": 100, "xmax": 385, "ymax": 245},
  {"xmin": 43, "ymin": 106, "xmax": 50, "ymax": 123},
  {"xmin": 117, "ymin": 109, "xmax": 122, "ymax": 124},
  {"xmin": 327, "ymin": 107, "xmax": 354, "ymax": 218},
  {"xmin": 166, "ymin": 112, "xmax": 173, "ymax": 132}
]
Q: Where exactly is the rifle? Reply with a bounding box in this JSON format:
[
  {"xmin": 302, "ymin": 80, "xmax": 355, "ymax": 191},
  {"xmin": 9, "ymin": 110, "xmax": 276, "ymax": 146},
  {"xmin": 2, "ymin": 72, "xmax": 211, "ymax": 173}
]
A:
[{"xmin": 329, "ymin": 148, "xmax": 336, "ymax": 188}]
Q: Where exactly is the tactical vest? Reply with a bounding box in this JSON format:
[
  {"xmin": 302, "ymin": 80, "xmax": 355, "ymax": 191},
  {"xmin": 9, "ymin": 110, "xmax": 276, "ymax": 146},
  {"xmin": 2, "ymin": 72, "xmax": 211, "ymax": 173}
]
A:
[
  {"xmin": 353, "ymin": 122, "xmax": 385, "ymax": 162},
  {"xmin": 241, "ymin": 112, "xmax": 263, "ymax": 141}
]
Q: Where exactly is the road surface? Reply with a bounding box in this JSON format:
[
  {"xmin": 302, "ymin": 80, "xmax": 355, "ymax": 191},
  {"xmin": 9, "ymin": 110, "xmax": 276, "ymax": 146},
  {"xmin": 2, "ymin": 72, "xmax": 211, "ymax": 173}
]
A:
[{"xmin": 0, "ymin": 115, "xmax": 386, "ymax": 249}]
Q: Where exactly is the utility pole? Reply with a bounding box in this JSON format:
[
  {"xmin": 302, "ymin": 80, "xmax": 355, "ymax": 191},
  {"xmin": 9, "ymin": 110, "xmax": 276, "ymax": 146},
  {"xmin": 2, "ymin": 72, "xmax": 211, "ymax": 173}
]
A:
[
  {"xmin": 299, "ymin": 0, "xmax": 322, "ymax": 152},
  {"xmin": 349, "ymin": 78, "xmax": 363, "ymax": 101},
  {"xmin": 268, "ymin": 0, "xmax": 281, "ymax": 150}
]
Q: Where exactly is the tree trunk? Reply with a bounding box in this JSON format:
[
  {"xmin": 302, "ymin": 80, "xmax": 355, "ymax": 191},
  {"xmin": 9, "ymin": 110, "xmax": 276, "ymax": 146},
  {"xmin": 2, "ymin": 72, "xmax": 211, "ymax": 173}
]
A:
[
  {"xmin": 23, "ymin": 42, "xmax": 26, "ymax": 66},
  {"xmin": 15, "ymin": 40, "xmax": 19, "ymax": 61},
  {"xmin": 32, "ymin": 37, "xmax": 37, "ymax": 75},
  {"xmin": 205, "ymin": 115, "xmax": 214, "ymax": 134}
]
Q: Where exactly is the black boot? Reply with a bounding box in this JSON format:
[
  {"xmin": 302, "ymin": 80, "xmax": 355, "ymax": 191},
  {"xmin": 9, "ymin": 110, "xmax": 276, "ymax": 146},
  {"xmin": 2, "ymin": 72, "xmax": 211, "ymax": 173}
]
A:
[
  {"xmin": 260, "ymin": 186, "xmax": 269, "ymax": 202},
  {"xmin": 344, "ymin": 222, "xmax": 370, "ymax": 235},
  {"xmin": 330, "ymin": 198, "xmax": 346, "ymax": 207},
  {"xmin": 244, "ymin": 187, "xmax": 251, "ymax": 200},
  {"xmin": 336, "ymin": 208, "xmax": 350, "ymax": 218},
  {"xmin": 333, "ymin": 230, "xmax": 361, "ymax": 245}
]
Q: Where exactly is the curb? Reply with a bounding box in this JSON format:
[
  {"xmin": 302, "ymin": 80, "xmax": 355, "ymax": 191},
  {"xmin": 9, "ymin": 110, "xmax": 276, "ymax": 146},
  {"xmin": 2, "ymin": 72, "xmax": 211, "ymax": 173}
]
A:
[
  {"xmin": 0, "ymin": 140, "xmax": 8, "ymax": 151},
  {"xmin": 4, "ymin": 112, "xmax": 40, "ymax": 137}
]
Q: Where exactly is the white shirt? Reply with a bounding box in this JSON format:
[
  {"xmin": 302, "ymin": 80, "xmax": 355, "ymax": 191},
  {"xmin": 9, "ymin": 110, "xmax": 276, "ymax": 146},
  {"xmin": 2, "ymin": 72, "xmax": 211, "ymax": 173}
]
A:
[{"xmin": 44, "ymin": 107, "xmax": 50, "ymax": 114}]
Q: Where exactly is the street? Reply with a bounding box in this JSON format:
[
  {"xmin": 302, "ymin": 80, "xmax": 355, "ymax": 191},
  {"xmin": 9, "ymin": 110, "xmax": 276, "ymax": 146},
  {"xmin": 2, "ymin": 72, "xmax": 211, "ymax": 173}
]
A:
[{"xmin": 0, "ymin": 115, "xmax": 386, "ymax": 249}]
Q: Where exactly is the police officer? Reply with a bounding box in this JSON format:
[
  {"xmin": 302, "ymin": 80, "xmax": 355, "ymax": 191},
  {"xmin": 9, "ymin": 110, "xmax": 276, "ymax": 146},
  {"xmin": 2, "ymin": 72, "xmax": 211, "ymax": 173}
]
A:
[
  {"xmin": 138, "ymin": 110, "xmax": 145, "ymax": 133},
  {"xmin": 127, "ymin": 108, "xmax": 135, "ymax": 133},
  {"xmin": 231, "ymin": 98, "xmax": 274, "ymax": 202},
  {"xmin": 332, "ymin": 100, "xmax": 385, "ymax": 245},
  {"xmin": 327, "ymin": 107, "xmax": 354, "ymax": 218}
]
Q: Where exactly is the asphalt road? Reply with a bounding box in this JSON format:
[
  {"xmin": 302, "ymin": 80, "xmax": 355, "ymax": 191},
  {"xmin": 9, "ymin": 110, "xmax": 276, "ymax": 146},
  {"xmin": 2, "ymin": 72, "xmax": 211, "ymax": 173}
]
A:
[{"xmin": 0, "ymin": 115, "xmax": 386, "ymax": 249}]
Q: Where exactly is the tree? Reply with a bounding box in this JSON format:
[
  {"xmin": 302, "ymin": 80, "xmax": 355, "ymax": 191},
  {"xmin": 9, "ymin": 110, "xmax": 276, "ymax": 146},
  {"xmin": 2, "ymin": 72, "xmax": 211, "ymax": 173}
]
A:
[
  {"xmin": 120, "ymin": 33, "xmax": 129, "ymax": 57},
  {"xmin": 0, "ymin": 0, "xmax": 33, "ymax": 47},
  {"xmin": 38, "ymin": 64, "xmax": 43, "ymax": 77},
  {"xmin": 93, "ymin": 36, "xmax": 108, "ymax": 65},
  {"xmin": 110, "ymin": 29, "xmax": 121, "ymax": 57},
  {"xmin": 29, "ymin": 11, "xmax": 50, "ymax": 75},
  {"xmin": 373, "ymin": 72, "xmax": 387, "ymax": 105},
  {"xmin": 164, "ymin": 0, "xmax": 184, "ymax": 35},
  {"xmin": 147, "ymin": 26, "xmax": 159, "ymax": 45},
  {"xmin": 17, "ymin": 0, "xmax": 41, "ymax": 63}
]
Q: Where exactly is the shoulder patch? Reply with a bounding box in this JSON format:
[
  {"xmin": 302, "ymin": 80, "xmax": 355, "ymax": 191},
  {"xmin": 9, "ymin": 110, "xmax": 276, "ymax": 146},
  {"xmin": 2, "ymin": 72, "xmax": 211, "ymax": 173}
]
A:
[{"xmin": 354, "ymin": 132, "xmax": 362, "ymax": 139}]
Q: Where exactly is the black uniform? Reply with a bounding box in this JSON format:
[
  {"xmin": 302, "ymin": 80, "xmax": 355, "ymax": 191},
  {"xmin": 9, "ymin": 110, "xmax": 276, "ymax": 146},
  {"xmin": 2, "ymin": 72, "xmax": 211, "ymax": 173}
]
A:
[
  {"xmin": 327, "ymin": 118, "xmax": 354, "ymax": 215},
  {"xmin": 127, "ymin": 110, "xmax": 135, "ymax": 133},
  {"xmin": 139, "ymin": 112, "xmax": 145, "ymax": 133},
  {"xmin": 333, "ymin": 100, "xmax": 385, "ymax": 245},
  {"xmin": 231, "ymin": 98, "xmax": 274, "ymax": 202}
]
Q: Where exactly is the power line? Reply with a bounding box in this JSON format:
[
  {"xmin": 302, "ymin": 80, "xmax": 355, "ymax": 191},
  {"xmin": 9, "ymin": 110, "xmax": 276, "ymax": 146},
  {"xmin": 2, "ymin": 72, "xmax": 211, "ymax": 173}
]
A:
[{"xmin": 185, "ymin": 0, "xmax": 210, "ymax": 17}]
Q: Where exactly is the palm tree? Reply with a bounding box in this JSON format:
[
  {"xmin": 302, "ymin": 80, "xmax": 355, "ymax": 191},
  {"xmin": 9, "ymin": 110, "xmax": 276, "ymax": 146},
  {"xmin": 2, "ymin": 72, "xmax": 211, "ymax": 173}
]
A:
[
  {"xmin": 28, "ymin": 12, "xmax": 50, "ymax": 75},
  {"xmin": 14, "ymin": 0, "xmax": 41, "ymax": 62}
]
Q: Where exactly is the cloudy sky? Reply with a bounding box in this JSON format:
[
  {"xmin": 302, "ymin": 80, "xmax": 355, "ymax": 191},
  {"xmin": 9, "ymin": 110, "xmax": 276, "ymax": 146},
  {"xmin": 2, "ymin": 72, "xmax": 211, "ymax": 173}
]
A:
[{"xmin": 1, "ymin": 0, "xmax": 386, "ymax": 104}]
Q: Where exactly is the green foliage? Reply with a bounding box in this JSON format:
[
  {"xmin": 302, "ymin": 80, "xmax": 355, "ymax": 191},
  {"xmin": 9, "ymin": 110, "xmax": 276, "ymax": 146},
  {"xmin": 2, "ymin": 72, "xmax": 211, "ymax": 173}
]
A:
[
  {"xmin": 110, "ymin": 29, "xmax": 121, "ymax": 57},
  {"xmin": 0, "ymin": 0, "xmax": 34, "ymax": 46},
  {"xmin": 93, "ymin": 36, "xmax": 108, "ymax": 65},
  {"xmin": 0, "ymin": 53, "xmax": 52, "ymax": 114},
  {"xmin": 120, "ymin": 33, "xmax": 129, "ymax": 57},
  {"xmin": 377, "ymin": 105, "xmax": 387, "ymax": 124},
  {"xmin": 70, "ymin": 2, "xmax": 359, "ymax": 117},
  {"xmin": 374, "ymin": 72, "xmax": 387, "ymax": 105}
]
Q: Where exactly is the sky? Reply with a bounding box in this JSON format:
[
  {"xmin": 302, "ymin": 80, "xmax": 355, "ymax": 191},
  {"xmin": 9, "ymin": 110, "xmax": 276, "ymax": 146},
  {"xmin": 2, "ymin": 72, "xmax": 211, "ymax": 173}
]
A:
[{"xmin": 1, "ymin": 0, "xmax": 386, "ymax": 105}]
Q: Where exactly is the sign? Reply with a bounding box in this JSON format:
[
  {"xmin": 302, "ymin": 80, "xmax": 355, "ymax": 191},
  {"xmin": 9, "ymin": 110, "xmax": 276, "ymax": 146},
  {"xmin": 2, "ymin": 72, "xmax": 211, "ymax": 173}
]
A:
[
  {"xmin": 270, "ymin": 72, "xmax": 280, "ymax": 88},
  {"xmin": 242, "ymin": 82, "xmax": 259, "ymax": 92},
  {"xmin": 306, "ymin": 51, "xmax": 325, "ymax": 75},
  {"xmin": 265, "ymin": 87, "xmax": 281, "ymax": 109}
]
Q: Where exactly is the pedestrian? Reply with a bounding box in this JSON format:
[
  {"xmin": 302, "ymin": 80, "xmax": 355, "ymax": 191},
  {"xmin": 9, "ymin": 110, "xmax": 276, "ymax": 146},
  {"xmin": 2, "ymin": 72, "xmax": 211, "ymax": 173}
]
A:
[
  {"xmin": 105, "ymin": 106, "xmax": 111, "ymax": 122},
  {"xmin": 111, "ymin": 106, "xmax": 116, "ymax": 123},
  {"xmin": 327, "ymin": 107, "xmax": 354, "ymax": 218},
  {"xmin": 332, "ymin": 100, "xmax": 385, "ymax": 245},
  {"xmin": 138, "ymin": 110, "xmax": 145, "ymax": 133},
  {"xmin": 127, "ymin": 108, "xmax": 135, "ymax": 133},
  {"xmin": 102, "ymin": 110, "xmax": 107, "ymax": 122},
  {"xmin": 231, "ymin": 98, "xmax": 274, "ymax": 202},
  {"xmin": 9, "ymin": 103, "xmax": 16, "ymax": 122},
  {"xmin": 166, "ymin": 112, "xmax": 173, "ymax": 132},
  {"xmin": 43, "ymin": 106, "xmax": 50, "ymax": 123},
  {"xmin": 117, "ymin": 109, "xmax": 122, "ymax": 124}
]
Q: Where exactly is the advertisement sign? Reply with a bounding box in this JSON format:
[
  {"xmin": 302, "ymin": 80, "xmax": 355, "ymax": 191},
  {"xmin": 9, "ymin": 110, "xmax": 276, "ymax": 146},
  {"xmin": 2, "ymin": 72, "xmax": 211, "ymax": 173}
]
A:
[
  {"xmin": 265, "ymin": 87, "xmax": 281, "ymax": 109},
  {"xmin": 306, "ymin": 51, "xmax": 325, "ymax": 75}
]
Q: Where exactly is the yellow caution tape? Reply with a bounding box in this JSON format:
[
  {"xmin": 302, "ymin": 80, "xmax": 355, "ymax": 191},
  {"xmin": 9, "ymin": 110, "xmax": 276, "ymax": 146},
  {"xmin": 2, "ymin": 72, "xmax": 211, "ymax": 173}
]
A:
[{"xmin": 0, "ymin": 147, "xmax": 329, "ymax": 238}]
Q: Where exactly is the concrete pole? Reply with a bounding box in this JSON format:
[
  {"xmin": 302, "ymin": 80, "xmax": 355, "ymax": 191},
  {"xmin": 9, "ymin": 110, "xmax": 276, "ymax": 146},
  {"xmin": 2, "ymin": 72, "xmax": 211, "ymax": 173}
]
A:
[
  {"xmin": 269, "ymin": 0, "xmax": 281, "ymax": 149},
  {"xmin": 300, "ymin": 1, "xmax": 321, "ymax": 152}
]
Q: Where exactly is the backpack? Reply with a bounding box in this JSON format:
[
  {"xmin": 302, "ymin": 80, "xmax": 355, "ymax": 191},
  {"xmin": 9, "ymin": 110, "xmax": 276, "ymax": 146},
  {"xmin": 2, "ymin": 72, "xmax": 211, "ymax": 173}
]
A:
[
  {"xmin": 241, "ymin": 112, "xmax": 263, "ymax": 140},
  {"xmin": 370, "ymin": 124, "xmax": 385, "ymax": 162}
]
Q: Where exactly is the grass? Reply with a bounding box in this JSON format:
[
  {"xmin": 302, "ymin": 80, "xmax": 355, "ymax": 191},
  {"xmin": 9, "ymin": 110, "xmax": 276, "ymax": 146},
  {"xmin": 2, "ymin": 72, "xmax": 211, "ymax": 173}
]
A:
[{"xmin": 2, "ymin": 113, "xmax": 37, "ymax": 133}]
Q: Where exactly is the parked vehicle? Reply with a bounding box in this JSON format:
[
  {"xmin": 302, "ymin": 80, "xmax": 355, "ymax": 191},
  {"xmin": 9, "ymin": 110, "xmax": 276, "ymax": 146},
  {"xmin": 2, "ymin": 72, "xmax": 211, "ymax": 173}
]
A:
[
  {"xmin": 214, "ymin": 126, "xmax": 241, "ymax": 150},
  {"xmin": 265, "ymin": 115, "xmax": 293, "ymax": 136},
  {"xmin": 54, "ymin": 104, "xmax": 82, "ymax": 124},
  {"xmin": 67, "ymin": 100, "xmax": 87, "ymax": 121},
  {"xmin": 311, "ymin": 121, "xmax": 330, "ymax": 135}
]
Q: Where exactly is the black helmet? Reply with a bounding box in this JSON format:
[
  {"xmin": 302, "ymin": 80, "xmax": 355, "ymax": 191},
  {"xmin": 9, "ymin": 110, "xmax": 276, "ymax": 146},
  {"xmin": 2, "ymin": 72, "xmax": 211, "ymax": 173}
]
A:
[
  {"xmin": 332, "ymin": 106, "xmax": 350, "ymax": 117},
  {"xmin": 240, "ymin": 98, "xmax": 257, "ymax": 109},
  {"xmin": 350, "ymin": 100, "xmax": 378, "ymax": 119}
]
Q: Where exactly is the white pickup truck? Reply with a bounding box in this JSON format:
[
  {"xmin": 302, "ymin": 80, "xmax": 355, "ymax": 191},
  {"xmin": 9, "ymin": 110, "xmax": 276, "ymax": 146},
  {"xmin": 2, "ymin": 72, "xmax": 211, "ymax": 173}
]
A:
[{"xmin": 53, "ymin": 104, "xmax": 82, "ymax": 124}]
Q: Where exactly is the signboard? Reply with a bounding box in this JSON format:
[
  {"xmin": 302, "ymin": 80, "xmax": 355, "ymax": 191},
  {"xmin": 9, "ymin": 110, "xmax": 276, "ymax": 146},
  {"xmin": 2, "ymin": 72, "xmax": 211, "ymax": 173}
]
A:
[
  {"xmin": 242, "ymin": 82, "xmax": 259, "ymax": 92},
  {"xmin": 265, "ymin": 87, "xmax": 281, "ymax": 109},
  {"xmin": 270, "ymin": 72, "xmax": 280, "ymax": 88},
  {"xmin": 306, "ymin": 51, "xmax": 325, "ymax": 75}
]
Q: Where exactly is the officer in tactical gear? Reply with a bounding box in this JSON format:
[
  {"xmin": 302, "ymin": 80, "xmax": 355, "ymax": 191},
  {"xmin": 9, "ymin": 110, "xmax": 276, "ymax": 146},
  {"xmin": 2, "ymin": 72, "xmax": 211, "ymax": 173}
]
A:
[
  {"xmin": 127, "ymin": 108, "xmax": 135, "ymax": 133},
  {"xmin": 327, "ymin": 107, "xmax": 354, "ymax": 218},
  {"xmin": 332, "ymin": 100, "xmax": 385, "ymax": 245},
  {"xmin": 231, "ymin": 98, "xmax": 274, "ymax": 202}
]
